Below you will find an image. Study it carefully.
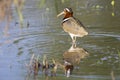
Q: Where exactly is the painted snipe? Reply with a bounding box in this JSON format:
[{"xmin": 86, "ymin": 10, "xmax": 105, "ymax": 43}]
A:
[{"xmin": 57, "ymin": 8, "xmax": 88, "ymax": 43}]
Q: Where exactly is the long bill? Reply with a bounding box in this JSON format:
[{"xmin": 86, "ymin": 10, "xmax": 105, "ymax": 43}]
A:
[{"xmin": 57, "ymin": 11, "xmax": 64, "ymax": 17}]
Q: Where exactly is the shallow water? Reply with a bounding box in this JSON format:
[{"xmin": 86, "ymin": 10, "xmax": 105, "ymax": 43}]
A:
[{"xmin": 0, "ymin": 0, "xmax": 120, "ymax": 80}]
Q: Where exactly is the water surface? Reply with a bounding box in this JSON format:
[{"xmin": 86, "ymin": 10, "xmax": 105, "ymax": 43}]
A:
[{"xmin": 0, "ymin": 0, "xmax": 120, "ymax": 80}]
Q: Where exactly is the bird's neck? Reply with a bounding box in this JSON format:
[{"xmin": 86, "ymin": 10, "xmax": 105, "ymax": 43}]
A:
[
  {"xmin": 63, "ymin": 13, "xmax": 73, "ymax": 19},
  {"xmin": 62, "ymin": 18, "xmax": 70, "ymax": 23}
]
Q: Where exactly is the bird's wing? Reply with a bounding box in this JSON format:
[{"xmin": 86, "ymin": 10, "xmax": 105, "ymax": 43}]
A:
[
  {"xmin": 72, "ymin": 17, "xmax": 86, "ymax": 29},
  {"xmin": 62, "ymin": 17, "xmax": 88, "ymax": 36}
]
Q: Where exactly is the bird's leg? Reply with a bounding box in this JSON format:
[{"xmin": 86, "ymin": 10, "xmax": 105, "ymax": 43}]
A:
[
  {"xmin": 74, "ymin": 36, "xmax": 76, "ymax": 43},
  {"xmin": 72, "ymin": 42, "xmax": 76, "ymax": 48},
  {"xmin": 70, "ymin": 34, "xmax": 76, "ymax": 43},
  {"xmin": 72, "ymin": 36, "xmax": 76, "ymax": 44},
  {"xmin": 72, "ymin": 37, "xmax": 74, "ymax": 43},
  {"xmin": 70, "ymin": 34, "xmax": 74, "ymax": 43}
]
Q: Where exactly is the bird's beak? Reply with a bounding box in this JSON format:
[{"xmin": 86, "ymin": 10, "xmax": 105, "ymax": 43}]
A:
[{"xmin": 57, "ymin": 11, "xmax": 64, "ymax": 17}]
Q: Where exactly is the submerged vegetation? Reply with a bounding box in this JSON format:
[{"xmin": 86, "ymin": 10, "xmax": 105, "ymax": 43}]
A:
[
  {"xmin": 0, "ymin": 0, "xmax": 24, "ymax": 26},
  {"xmin": 14, "ymin": 0, "xmax": 24, "ymax": 26},
  {"xmin": 26, "ymin": 54, "xmax": 73, "ymax": 77}
]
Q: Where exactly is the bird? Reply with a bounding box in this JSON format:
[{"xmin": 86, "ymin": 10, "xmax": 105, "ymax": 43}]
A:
[{"xmin": 57, "ymin": 8, "xmax": 88, "ymax": 43}]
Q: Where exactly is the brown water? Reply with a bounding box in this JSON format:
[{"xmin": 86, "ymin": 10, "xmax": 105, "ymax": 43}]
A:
[{"xmin": 0, "ymin": 0, "xmax": 120, "ymax": 80}]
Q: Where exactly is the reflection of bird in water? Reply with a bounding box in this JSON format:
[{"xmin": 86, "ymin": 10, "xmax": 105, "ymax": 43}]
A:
[
  {"xmin": 28, "ymin": 45, "xmax": 89, "ymax": 77},
  {"xmin": 63, "ymin": 43, "xmax": 89, "ymax": 64},
  {"xmin": 49, "ymin": 59, "xmax": 74, "ymax": 77},
  {"xmin": 62, "ymin": 43, "xmax": 89, "ymax": 77},
  {"xmin": 57, "ymin": 8, "xmax": 88, "ymax": 43},
  {"xmin": 63, "ymin": 60, "xmax": 73, "ymax": 77}
]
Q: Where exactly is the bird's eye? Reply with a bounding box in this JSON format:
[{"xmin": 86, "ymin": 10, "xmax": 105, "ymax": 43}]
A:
[{"xmin": 64, "ymin": 9, "xmax": 66, "ymax": 12}]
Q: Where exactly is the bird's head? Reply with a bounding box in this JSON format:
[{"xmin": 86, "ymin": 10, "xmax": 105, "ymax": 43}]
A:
[{"xmin": 57, "ymin": 8, "xmax": 73, "ymax": 18}]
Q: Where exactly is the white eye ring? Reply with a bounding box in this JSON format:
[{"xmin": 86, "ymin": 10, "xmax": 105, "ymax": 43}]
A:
[{"xmin": 65, "ymin": 8, "xmax": 70, "ymax": 12}]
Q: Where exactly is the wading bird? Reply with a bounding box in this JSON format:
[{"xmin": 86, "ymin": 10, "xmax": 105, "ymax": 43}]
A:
[{"xmin": 57, "ymin": 8, "xmax": 88, "ymax": 43}]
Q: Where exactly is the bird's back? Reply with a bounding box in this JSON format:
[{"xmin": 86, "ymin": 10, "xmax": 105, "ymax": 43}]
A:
[{"xmin": 62, "ymin": 17, "xmax": 88, "ymax": 37}]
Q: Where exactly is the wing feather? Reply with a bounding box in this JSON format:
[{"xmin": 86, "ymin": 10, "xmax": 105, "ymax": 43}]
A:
[{"xmin": 62, "ymin": 17, "xmax": 88, "ymax": 36}]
